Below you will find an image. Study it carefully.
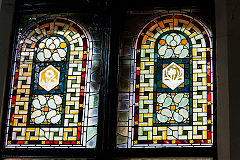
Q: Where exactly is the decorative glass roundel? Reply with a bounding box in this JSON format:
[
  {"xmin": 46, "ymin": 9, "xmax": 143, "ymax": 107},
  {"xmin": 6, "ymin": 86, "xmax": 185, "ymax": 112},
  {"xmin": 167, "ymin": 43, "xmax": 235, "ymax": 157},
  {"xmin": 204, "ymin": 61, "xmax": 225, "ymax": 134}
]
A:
[
  {"xmin": 36, "ymin": 35, "xmax": 69, "ymax": 62},
  {"xmin": 158, "ymin": 31, "xmax": 190, "ymax": 59}
]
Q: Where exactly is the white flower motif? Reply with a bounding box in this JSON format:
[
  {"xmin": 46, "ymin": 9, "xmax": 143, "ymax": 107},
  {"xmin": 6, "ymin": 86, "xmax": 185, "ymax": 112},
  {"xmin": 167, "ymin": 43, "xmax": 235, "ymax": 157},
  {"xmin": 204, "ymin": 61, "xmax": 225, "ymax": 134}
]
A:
[
  {"xmin": 36, "ymin": 36, "xmax": 68, "ymax": 61},
  {"xmin": 45, "ymin": 69, "xmax": 55, "ymax": 78},
  {"xmin": 162, "ymin": 62, "xmax": 184, "ymax": 90},
  {"xmin": 168, "ymin": 68, "xmax": 176, "ymax": 76}
]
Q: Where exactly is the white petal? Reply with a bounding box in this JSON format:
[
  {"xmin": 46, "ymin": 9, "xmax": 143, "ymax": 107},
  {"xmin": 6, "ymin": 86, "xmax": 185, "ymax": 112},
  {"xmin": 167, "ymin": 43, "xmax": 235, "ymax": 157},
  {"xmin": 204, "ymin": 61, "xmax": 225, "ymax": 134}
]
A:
[
  {"xmin": 34, "ymin": 115, "xmax": 45, "ymax": 124},
  {"xmin": 158, "ymin": 46, "xmax": 168, "ymax": 56},
  {"xmin": 52, "ymin": 53, "xmax": 61, "ymax": 61},
  {"xmin": 53, "ymin": 38, "xmax": 60, "ymax": 47},
  {"xmin": 157, "ymin": 93, "xmax": 167, "ymax": 104},
  {"xmin": 179, "ymin": 108, "xmax": 189, "ymax": 119},
  {"xmin": 179, "ymin": 48, "xmax": 189, "ymax": 58},
  {"xmin": 161, "ymin": 108, "xmax": 172, "ymax": 118},
  {"xmin": 53, "ymin": 95, "xmax": 62, "ymax": 105},
  {"xmin": 38, "ymin": 95, "xmax": 47, "ymax": 105},
  {"xmin": 157, "ymin": 114, "xmax": 168, "ymax": 123},
  {"xmin": 46, "ymin": 110, "xmax": 57, "ymax": 120},
  {"xmin": 44, "ymin": 49, "xmax": 51, "ymax": 58},
  {"xmin": 50, "ymin": 114, "xmax": 61, "ymax": 124},
  {"xmin": 173, "ymin": 93, "xmax": 184, "ymax": 103},
  {"xmin": 163, "ymin": 97, "xmax": 172, "ymax": 107},
  {"xmin": 32, "ymin": 99, "xmax": 41, "ymax": 109},
  {"xmin": 174, "ymin": 45, "xmax": 184, "ymax": 55},
  {"xmin": 173, "ymin": 112, "xmax": 183, "ymax": 122},
  {"xmin": 174, "ymin": 35, "xmax": 181, "ymax": 45},
  {"xmin": 166, "ymin": 35, "xmax": 173, "ymax": 45},
  {"xmin": 37, "ymin": 52, "xmax": 45, "ymax": 61},
  {"xmin": 170, "ymin": 40, "xmax": 177, "ymax": 47},
  {"xmin": 31, "ymin": 110, "xmax": 41, "ymax": 119},
  {"xmin": 48, "ymin": 99, "xmax": 57, "ymax": 109},
  {"xmin": 179, "ymin": 97, "xmax": 189, "ymax": 107},
  {"xmin": 57, "ymin": 49, "xmax": 66, "ymax": 57},
  {"xmin": 46, "ymin": 38, "xmax": 53, "ymax": 48},
  {"xmin": 164, "ymin": 48, "xmax": 173, "ymax": 58},
  {"xmin": 49, "ymin": 43, "xmax": 56, "ymax": 50}
]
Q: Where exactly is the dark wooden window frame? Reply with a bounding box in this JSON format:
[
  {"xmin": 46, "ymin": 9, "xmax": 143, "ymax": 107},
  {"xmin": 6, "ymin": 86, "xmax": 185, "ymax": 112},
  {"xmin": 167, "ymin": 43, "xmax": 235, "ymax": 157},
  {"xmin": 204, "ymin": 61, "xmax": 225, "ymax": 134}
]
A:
[{"xmin": 0, "ymin": 0, "xmax": 217, "ymax": 159}]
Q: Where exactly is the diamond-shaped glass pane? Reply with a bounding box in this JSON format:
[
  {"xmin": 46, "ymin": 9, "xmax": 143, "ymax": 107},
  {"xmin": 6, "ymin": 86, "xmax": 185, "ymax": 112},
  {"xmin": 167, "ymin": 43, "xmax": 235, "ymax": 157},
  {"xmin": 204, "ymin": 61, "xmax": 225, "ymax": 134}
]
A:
[
  {"xmin": 162, "ymin": 62, "xmax": 184, "ymax": 90},
  {"xmin": 39, "ymin": 65, "xmax": 60, "ymax": 91}
]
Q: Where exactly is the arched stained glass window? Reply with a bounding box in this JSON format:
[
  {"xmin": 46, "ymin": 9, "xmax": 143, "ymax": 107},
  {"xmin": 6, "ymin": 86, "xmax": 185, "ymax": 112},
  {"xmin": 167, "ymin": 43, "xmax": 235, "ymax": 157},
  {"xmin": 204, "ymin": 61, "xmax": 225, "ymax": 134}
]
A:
[
  {"xmin": 117, "ymin": 13, "xmax": 214, "ymax": 148},
  {"xmin": 5, "ymin": 17, "xmax": 99, "ymax": 148}
]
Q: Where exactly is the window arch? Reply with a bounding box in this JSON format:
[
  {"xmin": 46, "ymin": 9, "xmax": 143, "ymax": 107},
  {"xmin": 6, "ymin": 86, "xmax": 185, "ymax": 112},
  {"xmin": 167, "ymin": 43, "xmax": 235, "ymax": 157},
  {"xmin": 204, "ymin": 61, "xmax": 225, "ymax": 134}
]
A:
[
  {"xmin": 117, "ymin": 13, "xmax": 214, "ymax": 148},
  {"xmin": 5, "ymin": 17, "xmax": 99, "ymax": 148}
]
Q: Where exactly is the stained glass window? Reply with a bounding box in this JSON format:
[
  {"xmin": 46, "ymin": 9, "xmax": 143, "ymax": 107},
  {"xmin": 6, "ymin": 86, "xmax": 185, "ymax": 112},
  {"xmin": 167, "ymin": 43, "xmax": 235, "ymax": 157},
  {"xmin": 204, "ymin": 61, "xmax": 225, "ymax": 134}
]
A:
[
  {"xmin": 5, "ymin": 17, "xmax": 100, "ymax": 148},
  {"xmin": 117, "ymin": 13, "xmax": 214, "ymax": 148}
]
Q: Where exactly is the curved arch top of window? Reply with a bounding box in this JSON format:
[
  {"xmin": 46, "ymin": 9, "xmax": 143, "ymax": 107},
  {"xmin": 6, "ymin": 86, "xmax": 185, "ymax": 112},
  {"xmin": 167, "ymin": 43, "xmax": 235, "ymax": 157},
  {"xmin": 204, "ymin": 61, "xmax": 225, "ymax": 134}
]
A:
[
  {"xmin": 5, "ymin": 17, "xmax": 99, "ymax": 148},
  {"xmin": 117, "ymin": 13, "xmax": 214, "ymax": 148}
]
